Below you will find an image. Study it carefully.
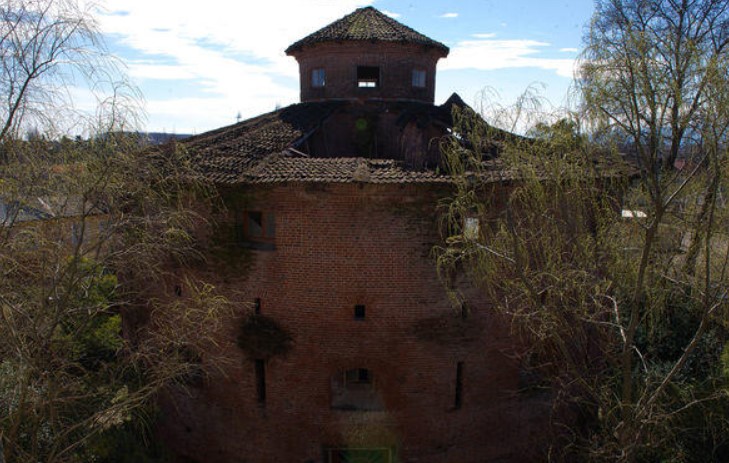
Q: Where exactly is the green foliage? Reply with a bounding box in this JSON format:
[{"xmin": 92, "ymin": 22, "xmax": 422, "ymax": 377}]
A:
[
  {"xmin": 83, "ymin": 407, "xmax": 171, "ymax": 463},
  {"xmin": 0, "ymin": 134, "xmax": 228, "ymax": 463},
  {"xmin": 49, "ymin": 258, "xmax": 122, "ymax": 366},
  {"xmin": 437, "ymin": 99, "xmax": 729, "ymax": 460}
]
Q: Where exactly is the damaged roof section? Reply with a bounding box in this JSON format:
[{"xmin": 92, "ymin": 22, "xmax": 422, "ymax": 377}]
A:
[
  {"xmin": 183, "ymin": 101, "xmax": 345, "ymax": 183},
  {"xmin": 171, "ymin": 94, "xmax": 633, "ymax": 186},
  {"xmin": 181, "ymin": 95, "xmax": 491, "ymax": 184}
]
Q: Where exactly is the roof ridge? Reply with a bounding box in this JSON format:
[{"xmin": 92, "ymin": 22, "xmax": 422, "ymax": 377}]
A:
[{"xmin": 285, "ymin": 6, "xmax": 449, "ymax": 55}]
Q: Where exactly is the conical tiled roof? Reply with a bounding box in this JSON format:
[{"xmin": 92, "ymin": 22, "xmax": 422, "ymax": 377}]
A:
[{"xmin": 285, "ymin": 6, "xmax": 449, "ymax": 55}]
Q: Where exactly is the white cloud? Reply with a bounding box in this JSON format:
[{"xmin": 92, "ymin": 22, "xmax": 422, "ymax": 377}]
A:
[
  {"xmin": 440, "ymin": 12, "xmax": 458, "ymax": 19},
  {"xmin": 441, "ymin": 38, "xmax": 577, "ymax": 78},
  {"xmin": 472, "ymin": 33, "xmax": 496, "ymax": 39},
  {"xmin": 381, "ymin": 10, "xmax": 401, "ymax": 18},
  {"xmin": 559, "ymin": 47, "xmax": 579, "ymax": 53},
  {"xmin": 96, "ymin": 0, "xmax": 373, "ymax": 131}
]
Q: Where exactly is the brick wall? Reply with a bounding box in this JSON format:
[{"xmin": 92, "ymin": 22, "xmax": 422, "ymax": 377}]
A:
[
  {"xmin": 290, "ymin": 43, "xmax": 443, "ymax": 103},
  {"xmin": 158, "ymin": 182, "xmax": 552, "ymax": 463},
  {"xmin": 303, "ymin": 109, "xmax": 444, "ymax": 168}
]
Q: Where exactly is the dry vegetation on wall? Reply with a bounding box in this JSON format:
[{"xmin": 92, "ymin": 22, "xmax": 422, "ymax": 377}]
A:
[
  {"xmin": 0, "ymin": 1, "xmax": 234, "ymax": 461},
  {"xmin": 436, "ymin": 3, "xmax": 729, "ymax": 453},
  {"xmin": 0, "ymin": 133, "xmax": 236, "ymax": 463}
]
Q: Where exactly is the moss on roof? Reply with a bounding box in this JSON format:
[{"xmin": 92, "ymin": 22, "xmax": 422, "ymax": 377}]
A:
[{"xmin": 285, "ymin": 6, "xmax": 449, "ymax": 56}]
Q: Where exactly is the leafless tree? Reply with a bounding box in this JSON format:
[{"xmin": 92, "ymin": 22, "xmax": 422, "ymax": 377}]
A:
[
  {"xmin": 0, "ymin": 2, "xmax": 230, "ymax": 462},
  {"xmin": 0, "ymin": 0, "xmax": 134, "ymax": 159},
  {"xmin": 437, "ymin": 1, "xmax": 729, "ymax": 457}
]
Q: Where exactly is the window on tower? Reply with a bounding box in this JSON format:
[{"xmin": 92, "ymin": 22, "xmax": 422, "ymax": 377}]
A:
[
  {"xmin": 357, "ymin": 66, "xmax": 380, "ymax": 88},
  {"xmin": 312, "ymin": 68, "xmax": 326, "ymax": 88},
  {"xmin": 412, "ymin": 69, "xmax": 426, "ymax": 88}
]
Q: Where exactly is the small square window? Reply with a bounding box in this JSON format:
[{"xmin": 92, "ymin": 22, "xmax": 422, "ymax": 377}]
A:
[
  {"xmin": 312, "ymin": 68, "xmax": 326, "ymax": 88},
  {"xmin": 412, "ymin": 69, "xmax": 426, "ymax": 88},
  {"xmin": 354, "ymin": 304, "xmax": 365, "ymax": 320},
  {"xmin": 357, "ymin": 66, "xmax": 380, "ymax": 88}
]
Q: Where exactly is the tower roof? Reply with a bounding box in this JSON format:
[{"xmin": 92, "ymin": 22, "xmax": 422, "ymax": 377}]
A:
[{"xmin": 285, "ymin": 6, "xmax": 449, "ymax": 56}]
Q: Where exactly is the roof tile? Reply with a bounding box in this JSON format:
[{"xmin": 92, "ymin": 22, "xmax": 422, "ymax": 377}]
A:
[{"xmin": 285, "ymin": 7, "xmax": 449, "ymax": 55}]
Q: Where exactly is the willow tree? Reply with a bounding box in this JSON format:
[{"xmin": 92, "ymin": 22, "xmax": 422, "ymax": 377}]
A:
[
  {"xmin": 436, "ymin": 0, "xmax": 729, "ymax": 456},
  {"xmin": 0, "ymin": 2, "xmax": 232, "ymax": 462},
  {"xmin": 582, "ymin": 1, "xmax": 729, "ymax": 456}
]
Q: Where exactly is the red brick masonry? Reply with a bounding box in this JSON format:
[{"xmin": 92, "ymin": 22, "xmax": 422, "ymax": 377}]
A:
[{"xmin": 159, "ymin": 183, "xmax": 551, "ymax": 463}]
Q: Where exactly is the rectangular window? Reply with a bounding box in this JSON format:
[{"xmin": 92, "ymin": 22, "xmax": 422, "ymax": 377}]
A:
[
  {"xmin": 357, "ymin": 66, "xmax": 380, "ymax": 88},
  {"xmin": 255, "ymin": 359, "xmax": 266, "ymax": 405},
  {"xmin": 464, "ymin": 217, "xmax": 480, "ymax": 240},
  {"xmin": 241, "ymin": 211, "xmax": 276, "ymax": 250},
  {"xmin": 412, "ymin": 69, "xmax": 426, "ymax": 88},
  {"xmin": 312, "ymin": 68, "xmax": 326, "ymax": 88},
  {"xmin": 354, "ymin": 304, "xmax": 365, "ymax": 320},
  {"xmin": 331, "ymin": 368, "xmax": 382, "ymax": 410},
  {"xmin": 455, "ymin": 361, "xmax": 464, "ymax": 409},
  {"xmin": 254, "ymin": 297, "xmax": 262, "ymax": 314}
]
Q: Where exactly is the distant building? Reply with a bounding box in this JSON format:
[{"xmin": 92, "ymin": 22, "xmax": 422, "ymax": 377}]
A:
[{"xmin": 156, "ymin": 7, "xmax": 554, "ymax": 462}]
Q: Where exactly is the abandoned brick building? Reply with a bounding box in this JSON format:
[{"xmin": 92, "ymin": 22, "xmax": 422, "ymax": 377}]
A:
[{"xmin": 158, "ymin": 7, "xmax": 552, "ymax": 463}]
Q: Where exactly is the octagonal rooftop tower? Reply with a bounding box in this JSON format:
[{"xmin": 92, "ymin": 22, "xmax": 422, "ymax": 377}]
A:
[{"xmin": 285, "ymin": 7, "xmax": 449, "ymax": 103}]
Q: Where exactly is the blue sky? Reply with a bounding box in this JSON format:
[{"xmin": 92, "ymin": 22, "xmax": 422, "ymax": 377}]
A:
[{"xmin": 96, "ymin": 0, "xmax": 595, "ymax": 134}]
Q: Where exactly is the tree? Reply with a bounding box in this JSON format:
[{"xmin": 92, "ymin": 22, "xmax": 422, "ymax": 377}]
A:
[
  {"xmin": 582, "ymin": 0, "xmax": 729, "ymax": 171},
  {"xmin": 436, "ymin": 0, "xmax": 729, "ymax": 453},
  {"xmin": 0, "ymin": 2, "xmax": 231, "ymax": 461},
  {"xmin": 0, "ymin": 0, "xmax": 136, "ymax": 161},
  {"xmin": 581, "ymin": 4, "xmax": 729, "ymax": 456},
  {"xmin": 0, "ymin": 133, "xmax": 234, "ymax": 463}
]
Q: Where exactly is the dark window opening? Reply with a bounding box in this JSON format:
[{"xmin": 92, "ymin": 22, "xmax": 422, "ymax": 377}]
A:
[
  {"xmin": 455, "ymin": 361, "xmax": 463, "ymax": 409},
  {"xmin": 254, "ymin": 297, "xmax": 261, "ymax": 314},
  {"xmin": 312, "ymin": 68, "xmax": 326, "ymax": 88},
  {"xmin": 354, "ymin": 304, "xmax": 365, "ymax": 320},
  {"xmin": 331, "ymin": 368, "xmax": 382, "ymax": 410},
  {"xmin": 255, "ymin": 359, "xmax": 266, "ymax": 405},
  {"xmin": 247, "ymin": 211, "xmax": 263, "ymax": 237},
  {"xmin": 241, "ymin": 211, "xmax": 276, "ymax": 250},
  {"xmin": 174, "ymin": 285, "xmax": 183, "ymax": 297},
  {"xmin": 357, "ymin": 66, "xmax": 380, "ymax": 88},
  {"xmin": 460, "ymin": 302, "xmax": 468, "ymax": 319}
]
